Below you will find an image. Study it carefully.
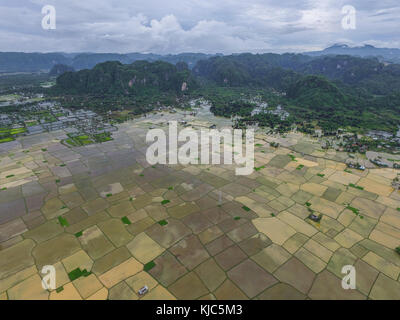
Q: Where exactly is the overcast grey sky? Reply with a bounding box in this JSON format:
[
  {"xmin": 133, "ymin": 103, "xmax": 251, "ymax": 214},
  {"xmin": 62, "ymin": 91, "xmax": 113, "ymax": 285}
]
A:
[{"xmin": 1, "ymin": 0, "xmax": 399, "ymax": 53}]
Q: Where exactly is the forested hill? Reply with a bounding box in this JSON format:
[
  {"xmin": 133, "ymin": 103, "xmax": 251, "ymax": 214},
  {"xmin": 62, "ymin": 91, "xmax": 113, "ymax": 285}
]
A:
[
  {"xmin": 192, "ymin": 53, "xmax": 304, "ymax": 90},
  {"xmin": 191, "ymin": 54, "xmax": 400, "ymax": 133},
  {"xmin": 192, "ymin": 53, "xmax": 400, "ymax": 96},
  {"xmin": 297, "ymin": 55, "xmax": 400, "ymax": 95},
  {"xmin": 53, "ymin": 60, "xmax": 196, "ymax": 95},
  {"xmin": 53, "ymin": 52, "xmax": 400, "ymax": 101},
  {"xmin": 287, "ymin": 75, "xmax": 348, "ymax": 110},
  {"xmin": 53, "ymin": 53, "xmax": 400, "ymax": 108}
]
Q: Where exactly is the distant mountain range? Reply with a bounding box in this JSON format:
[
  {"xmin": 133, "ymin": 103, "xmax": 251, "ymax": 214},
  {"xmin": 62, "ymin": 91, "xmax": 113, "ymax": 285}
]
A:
[
  {"xmin": 1, "ymin": 44, "xmax": 400, "ymax": 73},
  {"xmin": 304, "ymin": 44, "xmax": 400, "ymax": 63},
  {"xmin": 0, "ymin": 52, "xmax": 219, "ymax": 73}
]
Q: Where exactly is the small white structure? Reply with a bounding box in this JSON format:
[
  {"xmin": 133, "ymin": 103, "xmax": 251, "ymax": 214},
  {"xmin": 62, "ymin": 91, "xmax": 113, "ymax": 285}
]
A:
[{"xmin": 138, "ymin": 285, "xmax": 149, "ymax": 296}]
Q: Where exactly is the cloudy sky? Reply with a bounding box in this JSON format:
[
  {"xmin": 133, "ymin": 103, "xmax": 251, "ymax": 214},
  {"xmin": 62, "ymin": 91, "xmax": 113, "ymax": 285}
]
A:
[{"xmin": 1, "ymin": 0, "xmax": 399, "ymax": 53}]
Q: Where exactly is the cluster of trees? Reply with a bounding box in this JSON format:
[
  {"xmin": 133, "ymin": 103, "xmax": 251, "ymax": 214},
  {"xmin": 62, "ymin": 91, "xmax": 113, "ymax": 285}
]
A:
[
  {"xmin": 58, "ymin": 92, "xmax": 180, "ymax": 115},
  {"xmin": 0, "ymin": 73, "xmax": 51, "ymax": 91},
  {"xmin": 210, "ymin": 101, "xmax": 255, "ymax": 117}
]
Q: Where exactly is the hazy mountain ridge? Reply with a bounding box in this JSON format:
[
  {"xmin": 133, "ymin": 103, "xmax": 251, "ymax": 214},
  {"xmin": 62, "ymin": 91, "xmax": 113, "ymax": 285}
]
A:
[
  {"xmin": 2, "ymin": 44, "xmax": 400, "ymax": 73},
  {"xmin": 0, "ymin": 52, "xmax": 70, "ymax": 73},
  {"xmin": 304, "ymin": 44, "xmax": 400, "ymax": 63},
  {"xmin": 0, "ymin": 52, "xmax": 218, "ymax": 73},
  {"xmin": 49, "ymin": 64, "xmax": 75, "ymax": 76}
]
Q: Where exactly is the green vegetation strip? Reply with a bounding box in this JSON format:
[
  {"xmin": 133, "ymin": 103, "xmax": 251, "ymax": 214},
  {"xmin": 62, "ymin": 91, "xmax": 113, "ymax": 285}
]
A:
[
  {"xmin": 161, "ymin": 199, "xmax": 170, "ymax": 205},
  {"xmin": 68, "ymin": 268, "xmax": 91, "ymax": 281},
  {"xmin": 0, "ymin": 137, "xmax": 14, "ymax": 143},
  {"xmin": 144, "ymin": 261, "xmax": 156, "ymax": 272},
  {"xmin": 158, "ymin": 220, "xmax": 168, "ymax": 226},
  {"xmin": 65, "ymin": 132, "xmax": 112, "ymax": 147},
  {"xmin": 56, "ymin": 286, "xmax": 64, "ymax": 293},
  {"xmin": 121, "ymin": 216, "xmax": 131, "ymax": 225},
  {"xmin": 349, "ymin": 183, "xmax": 364, "ymax": 190},
  {"xmin": 346, "ymin": 206, "xmax": 360, "ymax": 215},
  {"xmin": 75, "ymin": 231, "xmax": 83, "ymax": 238},
  {"xmin": 58, "ymin": 216, "xmax": 69, "ymax": 227}
]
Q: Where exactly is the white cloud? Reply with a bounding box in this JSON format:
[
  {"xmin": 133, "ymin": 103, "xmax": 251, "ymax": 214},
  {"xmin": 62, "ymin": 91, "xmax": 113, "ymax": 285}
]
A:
[{"xmin": 0, "ymin": 0, "xmax": 399, "ymax": 53}]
